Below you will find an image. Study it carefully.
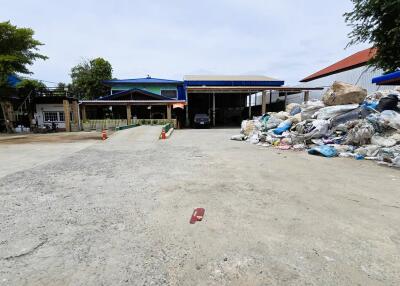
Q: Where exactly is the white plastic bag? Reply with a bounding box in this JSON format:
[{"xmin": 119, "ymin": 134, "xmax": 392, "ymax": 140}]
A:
[
  {"xmin": 316, "ymin": 104, "xmax": 359, "ymax": 120},
  {"xmin": 301, "ymin": 100, "xmax": 325, "ymax": 120},
  {"xmin": 371, "ymin": 135, "xmax": 397, "ymax": 147},
  {"xmin": 379, "ymin": 110, "xmax": 400, "ymax": 131}
]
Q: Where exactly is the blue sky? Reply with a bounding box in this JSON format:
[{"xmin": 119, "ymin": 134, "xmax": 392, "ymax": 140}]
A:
[{"xmin": 1, "ymin": 0, "xmax": 369, "ymax": 85}]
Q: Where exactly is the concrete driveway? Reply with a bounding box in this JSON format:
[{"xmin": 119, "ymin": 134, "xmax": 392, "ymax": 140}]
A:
[{"xmin": 0, "ymin": 127, "xmax": 399, "ymax": 285}]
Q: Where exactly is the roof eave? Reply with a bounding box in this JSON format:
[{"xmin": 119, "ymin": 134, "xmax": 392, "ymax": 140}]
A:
[{"xmin": 300, "ymin": 63, "xmax": 367, "ymax": 82}]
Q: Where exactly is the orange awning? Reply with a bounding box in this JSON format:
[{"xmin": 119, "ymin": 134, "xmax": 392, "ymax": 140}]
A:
[{"xmin": 173, "ymin": 103, "xmax": 185, "ymax": 109}]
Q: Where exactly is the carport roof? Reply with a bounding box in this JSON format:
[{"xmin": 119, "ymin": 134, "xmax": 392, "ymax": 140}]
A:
[
  {"xmin": 186, "ymin": 86, "xmax": 323, "ymax": 93},
  {"xmin": 184, "ymin": 75, "xmax": 282, "ymax": 81},
  {"xmin": 184, "ymin": 75, "xmax": 285, "ymax": 87},
  {"xmin": 103, "ymin": 77, "xmax": 183, "ymax": 86},
  {"xmin": 80, "ymin": 99, "xmax": 186, "ymax": 106}
]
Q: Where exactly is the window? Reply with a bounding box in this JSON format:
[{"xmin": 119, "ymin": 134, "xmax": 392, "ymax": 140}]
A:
[
  {"xmin": 43, "ymin": 111, "xmax": 65, "ymax": 122},
  {"xmin": 44, "ymin": 112, "xmax": 59, "ymax": 122},
  {"xmin": 161, "ymin": 90, "xmax": 177, "ymax": 98}
]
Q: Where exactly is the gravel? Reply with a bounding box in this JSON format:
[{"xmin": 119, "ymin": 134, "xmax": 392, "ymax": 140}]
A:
[{"xmin": 1, "ymin": 126, "xmax": 400, "ymax": 285}]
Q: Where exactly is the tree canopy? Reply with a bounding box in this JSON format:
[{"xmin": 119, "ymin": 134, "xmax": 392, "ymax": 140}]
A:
[
  {"xmin": 70, "ymin": 58, "xmax": 112, "ymax": 99},
  {"xmin": 344, "ymin": 0, "xmax": 400, "ymax": 72},
  {"xmin": 15, "ymin": 79, "xmax": 47, "ymax": 94},
  {"xmin": 0, "ymin": 21, "xmax": 48, "ymax": 87}
]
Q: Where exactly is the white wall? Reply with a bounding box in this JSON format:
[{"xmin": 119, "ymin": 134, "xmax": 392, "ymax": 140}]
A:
[
  {"xmin": 286, "ymin": 65, "xmax": 398, "ymax": 104},
  {"xmin": 35, "ymin": 104, "xmax": 68, "ymax": 128}
]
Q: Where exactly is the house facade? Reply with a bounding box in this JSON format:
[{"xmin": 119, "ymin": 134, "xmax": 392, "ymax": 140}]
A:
[
  {"xmin": 34, "ymin": 96, "xmax": 79, "ymax": 131},
  {"xmin": 103, "ymin": 77, "xmax": 186, "ymax": 100},
  {"xmin": 80, "ymin": 76, "xmax": 186, "ymax": 128}
]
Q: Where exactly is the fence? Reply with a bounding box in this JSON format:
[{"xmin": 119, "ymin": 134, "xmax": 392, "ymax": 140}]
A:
[
  {"xmin": 82, "ymin": 119, "xmax": 128, "ymax": 131},
  {"xmin": 132, "ymin": 119, "xmax": 177, "ymax": 128},
  {"xmin": 82, "ymin": 119, "xmax": 176, "ymax": 131}
]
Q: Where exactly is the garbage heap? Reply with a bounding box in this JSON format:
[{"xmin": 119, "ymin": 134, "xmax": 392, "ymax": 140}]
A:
[{"xmin": 231, "ymin": 81, "xmax": 400, "ymax": 168}]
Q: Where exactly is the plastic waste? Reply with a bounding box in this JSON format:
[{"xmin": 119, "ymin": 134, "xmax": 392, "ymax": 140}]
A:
[
  {"xmin": 377, "ymin": 145, "xmax": 400, "ymax": 163},
  {"xmin": 308, "ymin": 145, "xmax": 338, "ymax": 157},
  {"xmin": 339, "ymin": 152, "xmax": 356, "ymax": 158},
  {"xmin": 392, "ymin": 156, "xmax": 400, "ymax": 167},
  {"xmin": 293, "ymin": 144, "xmax": 306, "ymax": 151},
  {"xmin": 301, "ymin": 100, "xmax": 325, "ymax": 120},
  {"xmin": 354, "ymin": 145, "xmax": 380, "ymax": 157},
  {"xmin": 260, "ymin": 114, "xmax": 270, "ymax": 125},
  {"xmin": 273, "ymin": 119, "xmax": 292, "ymax": 135},
  {"xmin": 248, "ymin": 132, "xmax": 260, "ymax": 144},
  {"xmin": 265, "ymin": 117, "xmax": 283, "ymax": 131},
  {"xmin": 379, "ymin": 110, "xmax": 400, "ymax": 131},
  {"xmin": 330, "ymin": 106, "xmax": 374, "ymax": 127},
  {"xmin": 389, "ymin": 133, "xmax": 400, "ymax": 143},
  {"xmin": 362, "ymin": 101, "xmax": 379, "ymax": 110},
  {"xmin": 273, "ymin": 111, "xmax": 290, "ymax": 120},
  {"xmin": 376, "ymin": 94, "xmax": 399, "ymax": 112},
  {"xmin": 355, "ymin": 154, "xmax": 365, "ymax": 160},
  {"xmin": 290, "ymin": 106, "xmax": 301, "ymax": 116},
  {"xmin": 241, "ymin": 120, "xmax": 257, "ymax": 136},
  {"xmin": 232, "ymin": 88, "xmax": 400, "ymax": 169},
  {"xmin": 286, "ymin": 103, "xmax": 301, "ymax": 113},
  {"xmin": 316, "ymin": 104, "xmax": 359, "ymax": 120},
  {"xmin": 344, "ymin": 120, "xmax": 375, "ymax": 146},
  {"xmin": 231, "ymin": 134, "xmax": 246, "ymax": 141},
  {"xmin": 370, "ymin": 135, "xmax": 397, "ymax": 147}
]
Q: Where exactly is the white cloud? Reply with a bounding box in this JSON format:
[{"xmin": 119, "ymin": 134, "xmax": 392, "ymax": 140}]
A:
[{"xmin": 1, "ymin": 0, "xmax": 370, "ymax": 85}]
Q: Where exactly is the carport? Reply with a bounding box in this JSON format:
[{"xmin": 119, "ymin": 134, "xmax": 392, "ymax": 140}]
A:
[{"xmin": 184, "ymin": 75, "xmax": 322, "ymax": 127}]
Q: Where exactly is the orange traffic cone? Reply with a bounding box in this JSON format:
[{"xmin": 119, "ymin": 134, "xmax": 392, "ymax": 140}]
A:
[
  {"xmin": 161, "ymin": 129, "xmax": 166, "ymax": 140},
  {"xmin": 102, "ymin": 130, "xmax": 107, "ymax": 140}
]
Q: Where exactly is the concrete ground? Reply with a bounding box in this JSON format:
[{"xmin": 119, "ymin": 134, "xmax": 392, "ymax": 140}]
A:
[
  {"xmin": 0, "ymin": 132, "xmax": 102, "ymax": 178},
  {"xmin": 0, "ymin": 126, "xmax": 399, "ymax": 285}
]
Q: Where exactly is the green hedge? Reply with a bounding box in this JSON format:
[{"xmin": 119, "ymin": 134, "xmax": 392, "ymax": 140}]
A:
[
  {"xmin": 162, "ymin": 123, "xmax": 173, "ymax": 133},
  {"xmin": 132, "ymin": 119, "xmax": 176, "ymax": 127}
]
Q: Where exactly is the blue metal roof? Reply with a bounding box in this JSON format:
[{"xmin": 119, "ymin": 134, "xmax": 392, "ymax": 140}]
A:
[
  {"xmin": 7, "ymin": 75, "xmax": 22, "ymax": 87},
  {"xmin": 103, "ymin": 77, "xmax": 183, "ymax": 85},
  {"xmin": 184, "ymin": 80, "xmax": 284, "ymax": 87},
  {"xmin": 372, "ymin": 70, "xmax": 400, "ymax": 85},
  {"xmin": 99, "ymin": 88, "xmax": 177, "ymax": 101}
]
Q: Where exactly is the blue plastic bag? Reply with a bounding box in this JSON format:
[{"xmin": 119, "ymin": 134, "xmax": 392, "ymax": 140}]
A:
[
  {"xmin": 308, "ymin": 145, "xmax": 338, "ymax": 158},
  {"xmin": 290, "ymin": 106, "xmax": 301, "ymax": 116},
  {"xmin": 273, "ymin": 120, "xmax": 292, "ymax": 135},
  {"xmin": 355, "ymin": 154, "xmax": 365, "ymax": 160},
  {"xmin": 361, "ymin": 101, "xmax": 379, "ymax": 110}
]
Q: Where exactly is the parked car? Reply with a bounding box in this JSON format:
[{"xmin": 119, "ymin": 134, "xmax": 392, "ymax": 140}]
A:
[{"xmin": 194, "ymin": 113, "xmax": 210, "ymax": 128}]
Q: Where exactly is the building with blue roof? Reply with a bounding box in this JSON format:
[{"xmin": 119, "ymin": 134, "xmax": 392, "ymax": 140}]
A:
[
  {"xmin": 78, "ymin": 74, "xmax": 320, "ymax": 129},
  {"xmin": 372, "ymin": 70, "xmax": 400, "ymax": 85},
  {"xmin": 7, "ymin": 75, "xmax": 22, "ymax": 87},
  {"xmin": 103, "ymin": 76, "xmax": 186, "ymax": 100}
]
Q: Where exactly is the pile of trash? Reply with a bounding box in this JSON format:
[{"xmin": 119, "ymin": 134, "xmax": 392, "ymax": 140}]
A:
[{"xmin": 231, "ymin": 81, "xmax": 400, "ymax": 168}]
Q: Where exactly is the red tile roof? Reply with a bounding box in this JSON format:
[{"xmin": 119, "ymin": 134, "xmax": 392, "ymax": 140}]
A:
[{"xmin": 300, "ymin": 47, "xmax": 377, "ymax": 82}]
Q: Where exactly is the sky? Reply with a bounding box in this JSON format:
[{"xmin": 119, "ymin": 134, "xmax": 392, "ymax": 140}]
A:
[{"xmin": 1, "ymin": 0, "xmax": 370, "ymax": 86}]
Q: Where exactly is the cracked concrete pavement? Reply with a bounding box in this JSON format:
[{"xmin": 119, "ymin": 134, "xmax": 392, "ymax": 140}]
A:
[{"xmin": 1, "ymin": 126, "xmax": 400, "ymax": 285}]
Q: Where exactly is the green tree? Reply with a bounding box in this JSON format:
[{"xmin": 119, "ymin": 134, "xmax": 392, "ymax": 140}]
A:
[
  {"xmin": 0, "ymin": 21, "xmax": 47, "ymax": 132},
  {"xmin": 56, "ymin": 82, "xmax": 67, "ymax": 90},
  {"xmin": 70, "ymin": 58, "xmax": 112, "ymax": 99},
  {"xmin": 0, "ymin": 21, "xmax": 48, "ymax": 87},
  {"xmin": 344, "ymin": 0, "xmax": 400, "ymax": 72},
  {"xmin": 16, "ymin": 79, "xmax": 47, "ymax": 95}
]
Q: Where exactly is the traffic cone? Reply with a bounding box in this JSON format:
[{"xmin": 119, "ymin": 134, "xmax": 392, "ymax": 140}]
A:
[
  {"xmin": 102, "ymin": 130, "xmax": 107, "ymax": 140},
  {"xmin": 161, "ymin": 129, "xmax": 166, "ymax": 140}
]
